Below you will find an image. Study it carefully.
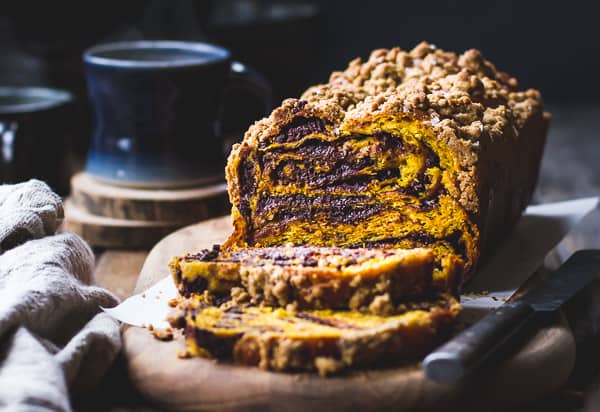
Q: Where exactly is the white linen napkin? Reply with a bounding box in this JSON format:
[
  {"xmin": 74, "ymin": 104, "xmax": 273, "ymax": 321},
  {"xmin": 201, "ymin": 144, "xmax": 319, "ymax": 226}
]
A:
[{"xmin": 0, "ymin": 180, "xmax": 121, "ymax": 412}]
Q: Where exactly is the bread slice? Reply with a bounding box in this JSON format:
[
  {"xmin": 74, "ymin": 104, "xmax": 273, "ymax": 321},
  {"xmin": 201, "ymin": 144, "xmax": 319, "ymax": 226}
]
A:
[
  {"xmin": 170, "ymin": 293, "xmax": 461, "ymax": 375},
  {"xmin": 169, "ymin": 245, "xmax": 461, "ymax": 315}
]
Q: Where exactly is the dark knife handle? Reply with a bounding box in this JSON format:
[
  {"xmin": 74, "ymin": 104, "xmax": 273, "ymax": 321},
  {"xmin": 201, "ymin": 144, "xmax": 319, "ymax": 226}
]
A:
[{"xmin": 424, "ymin": 300, "xmax": 537, "ymax": 383}]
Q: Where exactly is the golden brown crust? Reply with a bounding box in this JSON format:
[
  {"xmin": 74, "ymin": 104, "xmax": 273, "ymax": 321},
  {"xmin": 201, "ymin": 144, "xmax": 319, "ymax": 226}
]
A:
[
  {"xmin": 240, "ymin": 42, "xmax": 543, "ymax": 149},
  {"xmin": 237, "ymin": 42, "xmax": 544, "ymax": 215}
]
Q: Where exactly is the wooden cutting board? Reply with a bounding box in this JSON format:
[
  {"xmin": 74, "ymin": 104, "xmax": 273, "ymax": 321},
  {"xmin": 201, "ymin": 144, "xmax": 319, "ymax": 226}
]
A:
[{"xmin": 123, "ymin": 215, "xmax": 576, "ymax": 411}]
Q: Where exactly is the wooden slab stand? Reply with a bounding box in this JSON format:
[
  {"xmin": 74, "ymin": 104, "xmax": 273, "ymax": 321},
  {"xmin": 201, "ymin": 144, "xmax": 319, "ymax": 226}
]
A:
[
  {"xmin": 64, "ymin": 173, "xmax": 230, "ymax": 249},
  {"xmin": 70, "ymin": 172, "xmax": 230, "ymax": 223},
  {"xmin": 63, "ymin": 201, "xmax": 182, "ymax": 249},
  {"xmin": 122, "ymin": 216, "xmax": 576, "ymax": 411}
]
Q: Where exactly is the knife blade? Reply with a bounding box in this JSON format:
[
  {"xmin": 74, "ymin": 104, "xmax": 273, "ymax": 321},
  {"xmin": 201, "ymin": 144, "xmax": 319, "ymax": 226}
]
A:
[{"xmin": 423, "ymin": 249, "xmax": 600, "ymax": 383}]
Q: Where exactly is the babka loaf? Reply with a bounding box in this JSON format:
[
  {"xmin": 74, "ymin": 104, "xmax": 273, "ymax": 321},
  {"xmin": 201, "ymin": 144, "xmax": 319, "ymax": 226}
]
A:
[
  {"xmin": 170, "ymin": 245, "xmax": 461, "ymax": 314},
  {"xmin": 224, "ymin": 42, "xmax": 549, "ymax": 290},
  {"xmin": 169, "ymin": 293, "xmax": 461, "ymax": 375},
  {"xmin": 166, "ymin": 42, "xmax": 548, "ymax": 373}
]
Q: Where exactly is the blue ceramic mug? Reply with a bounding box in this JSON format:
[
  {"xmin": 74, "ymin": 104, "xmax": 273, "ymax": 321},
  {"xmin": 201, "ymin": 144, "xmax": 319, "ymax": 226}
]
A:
[{"xmin": 83, "ymin": 41, "xmax": 271, "ymax": 188}]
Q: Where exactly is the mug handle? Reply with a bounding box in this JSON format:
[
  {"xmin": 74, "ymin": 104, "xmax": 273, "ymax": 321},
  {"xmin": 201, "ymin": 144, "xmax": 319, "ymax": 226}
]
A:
[{"xmin": 227, "ymin": 61, "xmax": 273, "ymax": 114}]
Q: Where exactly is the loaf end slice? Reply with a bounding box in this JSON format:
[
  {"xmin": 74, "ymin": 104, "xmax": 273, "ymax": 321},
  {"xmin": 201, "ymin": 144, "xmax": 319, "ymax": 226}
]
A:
[{"xmin": 171, "ymin": 293, "xmax": 461, "ymax": 375}]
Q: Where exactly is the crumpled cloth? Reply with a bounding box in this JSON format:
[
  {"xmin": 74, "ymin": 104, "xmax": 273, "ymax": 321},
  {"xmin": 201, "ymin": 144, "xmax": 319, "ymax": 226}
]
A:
[{"xmin": 0, "ymin": 180, "xmax": 121, "ymax": 412}]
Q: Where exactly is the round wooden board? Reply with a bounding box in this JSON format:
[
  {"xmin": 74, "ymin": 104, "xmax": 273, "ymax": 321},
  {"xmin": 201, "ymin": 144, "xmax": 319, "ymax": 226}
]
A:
[
  {"xmin": 124, "ymin": 216, "xmax": 576, "ymax": 411},
  {"xmin": 70, "ymin": 172, "xmax": 229, "ymax": 223}
]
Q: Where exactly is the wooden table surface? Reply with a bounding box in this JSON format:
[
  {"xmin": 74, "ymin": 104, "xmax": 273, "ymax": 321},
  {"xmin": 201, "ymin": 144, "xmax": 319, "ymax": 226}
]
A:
[{"xmin": 77, "ymin": 104, "xmax": 600, "ymax": 412}]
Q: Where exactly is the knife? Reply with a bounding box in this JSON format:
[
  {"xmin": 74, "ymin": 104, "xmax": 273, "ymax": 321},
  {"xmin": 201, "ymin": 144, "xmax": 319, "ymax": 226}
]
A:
[{"xmin": 423, "ymin": 249, "xmax": 600, "ymax": 383}]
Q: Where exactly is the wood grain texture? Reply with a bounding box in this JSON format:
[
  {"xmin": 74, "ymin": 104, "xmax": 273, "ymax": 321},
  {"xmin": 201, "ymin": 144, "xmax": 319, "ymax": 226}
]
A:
[
  {"xmin": 534, "ymin": 104, "xmax": 600, "ymax": 203},
  {"xmin": 123, "ymin": 315, "xmax": 574, "ymax": 412},
  {"xmin": 64, "ymin": 201, "xmax": 183, "ymax": 249},
  {"xmin": 123, "ymin": 216, "xmax": 576, "ymax": 412},
  {"xmin": 70, "ymin": 172, "xmax": 230, "ymax": 223},
  {"xmin": 94, "ymin": 251, "xmax": 148, "ymax": 300}
]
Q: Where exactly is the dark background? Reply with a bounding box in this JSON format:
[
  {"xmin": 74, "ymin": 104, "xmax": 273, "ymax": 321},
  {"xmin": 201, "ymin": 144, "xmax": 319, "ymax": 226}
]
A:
[
  {"xmin": 1, "ymin": 0, "xmax": 596, "ymax": 104},
  {"xmin": 1, "ymin": 0, "xmax": 599, "ymax": 198}
]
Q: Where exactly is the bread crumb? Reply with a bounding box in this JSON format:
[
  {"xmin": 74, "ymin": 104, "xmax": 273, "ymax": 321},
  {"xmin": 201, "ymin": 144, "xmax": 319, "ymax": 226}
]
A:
[
  {"xmin": 369, "ymin": 294, "xmax": 393, "ymax": 316},
  {"xmin": 167, "ymin": 308, "xmax": 185, "ymax": 329},
  {"xmin": 151, "ymin": 327, "xmax": 174, "ymax": 341},
  {"xmin": 315, "ymin": 357, "xmax": 344, "ymax": 376}
]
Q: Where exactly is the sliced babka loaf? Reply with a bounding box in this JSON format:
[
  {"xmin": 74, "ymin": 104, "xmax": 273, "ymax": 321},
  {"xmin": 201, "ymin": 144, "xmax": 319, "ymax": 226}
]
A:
[
  {"xmin": 224, "ymin": 42, "xmax": 548, "ymax": 290},
  {"xmin": 169, "ymin": 292, "xmax": 461, "ymax": 375},
  {"xmin": 166, "ymin": 43, "xmax": 548, "ymax": 374},
  {"xmin": 169, "ymin": 245, "xmax": 460, "ymax": 315}
]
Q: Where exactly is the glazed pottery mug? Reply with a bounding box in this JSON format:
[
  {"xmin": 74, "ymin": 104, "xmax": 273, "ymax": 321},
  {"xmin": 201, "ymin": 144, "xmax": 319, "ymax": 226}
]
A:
[
  {"xmin": 0, "ymin": 87, "xmax": 74, "ymax": 195},
  {"xmin": 83, "ymin": 41, "xmax": 271, "ymax": 188}
]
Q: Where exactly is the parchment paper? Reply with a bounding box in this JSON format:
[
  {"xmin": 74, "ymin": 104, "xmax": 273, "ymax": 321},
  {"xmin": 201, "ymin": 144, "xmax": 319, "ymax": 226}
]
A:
[{"xmin": 104, "ymin": 197, "xmax": 599, "ymax": 329}]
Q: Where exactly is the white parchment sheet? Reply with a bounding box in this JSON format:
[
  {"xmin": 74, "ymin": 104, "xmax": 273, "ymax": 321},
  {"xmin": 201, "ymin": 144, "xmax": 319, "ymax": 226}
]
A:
[{"xmin": 104, "ymin": 197, "xmax": 599, "ymax": 329}]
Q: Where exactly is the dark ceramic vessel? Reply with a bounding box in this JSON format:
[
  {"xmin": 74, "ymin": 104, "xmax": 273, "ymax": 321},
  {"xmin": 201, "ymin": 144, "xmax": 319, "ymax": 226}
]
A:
[
  {"xmin": 0, "ymin": 87, "xmax": 74, "ymax": 194},
  {"xmin": 84, "ymin": 41, "xmax": 270, "ymax": 188}
]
